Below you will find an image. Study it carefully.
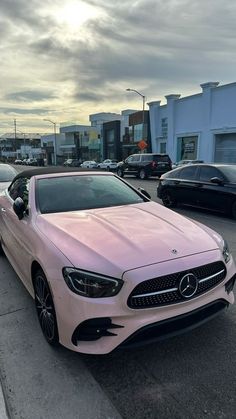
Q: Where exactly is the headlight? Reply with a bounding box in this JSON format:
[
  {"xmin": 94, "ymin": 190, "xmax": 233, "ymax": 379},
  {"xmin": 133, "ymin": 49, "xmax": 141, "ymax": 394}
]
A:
[
  {"xmin": 62, "ymin": 268, "xmax": 124, "ymax": 298},
  {"xmin": 222, "ymin": 240, "xmax": 231, "ymax": 263}
]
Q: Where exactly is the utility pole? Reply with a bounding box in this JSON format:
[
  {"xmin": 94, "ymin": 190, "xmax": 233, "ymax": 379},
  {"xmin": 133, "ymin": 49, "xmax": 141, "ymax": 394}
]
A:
[
  {"xmin": 14, "ymin": 119, "xmax": 17, "ymax": 139},
  {"xmin": 14, "ymin": 119, "xmax": 17, "ymax": 152}
]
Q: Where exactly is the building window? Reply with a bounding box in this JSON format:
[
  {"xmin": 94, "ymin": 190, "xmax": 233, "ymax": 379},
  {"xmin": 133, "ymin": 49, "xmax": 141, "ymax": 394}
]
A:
[
  {"xmin": 177, "ymin": 136, "xmax": 198, "ymax": 161},
  {"xmin": 161, "ymin": 118, "xmax": 168, "ymax": 139}
]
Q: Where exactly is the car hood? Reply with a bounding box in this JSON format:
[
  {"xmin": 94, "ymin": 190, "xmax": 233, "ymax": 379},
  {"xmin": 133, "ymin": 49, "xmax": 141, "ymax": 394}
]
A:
[{"xmin": 36, "ymin": 202, "xmax": 219, "ymax": 276}]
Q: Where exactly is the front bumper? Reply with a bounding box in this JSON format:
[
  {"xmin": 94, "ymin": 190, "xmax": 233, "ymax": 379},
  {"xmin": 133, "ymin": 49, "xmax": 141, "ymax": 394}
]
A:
[
  {"xmin": 119, "ymin": 298, "xmax": 229, "ymax": 349},
  {"xmin": 54, "ymin": 251, "xmax": 236, "ymax": 354}
]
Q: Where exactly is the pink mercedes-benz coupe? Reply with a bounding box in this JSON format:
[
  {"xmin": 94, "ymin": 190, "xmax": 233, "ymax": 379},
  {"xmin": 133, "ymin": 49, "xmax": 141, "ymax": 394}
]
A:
[{"xmin": 0, "ymin": 167, "xmax": 235, "ymax": 354}]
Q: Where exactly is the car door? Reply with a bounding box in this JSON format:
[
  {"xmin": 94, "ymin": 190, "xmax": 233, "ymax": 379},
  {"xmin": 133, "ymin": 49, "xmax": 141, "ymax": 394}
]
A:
[
  {"xmin": 175, "ymin": 165, "xmax": 200, "ymax": 205},
  {"xmin": 197, "ymin": 166, "xmax": 230, "ymax": 212},
  {"xmin": 124, "ymin": 155, "xmax": 140, "ymax": 175},
  {"xmin": 1, "ymin": 177, "xmax": 34, "ymax": 289}
]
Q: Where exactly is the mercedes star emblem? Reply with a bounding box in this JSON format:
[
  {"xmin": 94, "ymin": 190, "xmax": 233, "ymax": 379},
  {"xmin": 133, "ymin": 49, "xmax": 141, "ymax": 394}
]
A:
[{"xmin": 179, "ymin": 273, "xmax": 198, "ymax": 298}]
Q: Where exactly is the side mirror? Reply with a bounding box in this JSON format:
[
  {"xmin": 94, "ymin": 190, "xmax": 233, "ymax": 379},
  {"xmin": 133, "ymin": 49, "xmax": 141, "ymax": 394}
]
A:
[
  {"xmin": 13, "ymin": 197, "xmax": 26, "ymax": 220},
  {"xmin": 138, "ymin": 188, "xmax": 151, "ymax": 199},
  {"xmin": 210, "ymin": 177, "xmax": 224, "ymax": 185}
]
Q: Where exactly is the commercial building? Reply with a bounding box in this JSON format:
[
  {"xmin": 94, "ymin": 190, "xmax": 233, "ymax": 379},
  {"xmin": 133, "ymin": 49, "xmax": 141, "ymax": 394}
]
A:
[
  {"xmin": 0, "ymin": 133, "xmax": 42, "ymax": 161},
  {"xmin": 148, "ymin": 81, "xmax": 236, "ymax": 163}
]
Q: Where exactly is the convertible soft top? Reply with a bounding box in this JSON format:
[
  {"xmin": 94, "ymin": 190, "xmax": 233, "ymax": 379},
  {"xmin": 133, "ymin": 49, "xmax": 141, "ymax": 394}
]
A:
[{"xmin": 13, "ymin": 167, "xmax": 99, "ymax": 181}]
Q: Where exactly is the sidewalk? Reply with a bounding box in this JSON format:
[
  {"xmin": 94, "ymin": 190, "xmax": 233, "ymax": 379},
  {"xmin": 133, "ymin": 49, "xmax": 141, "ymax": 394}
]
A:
[{"xmin": 0, "ymin": 380, "xmax": 8, "ymax": 419}]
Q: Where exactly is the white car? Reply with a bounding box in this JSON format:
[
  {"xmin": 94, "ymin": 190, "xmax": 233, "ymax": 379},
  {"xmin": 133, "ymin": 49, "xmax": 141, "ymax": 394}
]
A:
[
  {"xmin": 98, "ymin": 159, "xmax": 118, "ymax": 171},
  {"xmin": 80, "ymin": 160, "xmax": 97, "ymax": 168},
  {"xmin": 0, "ymin": 164, "xmax": 17, "ymax": 192}
]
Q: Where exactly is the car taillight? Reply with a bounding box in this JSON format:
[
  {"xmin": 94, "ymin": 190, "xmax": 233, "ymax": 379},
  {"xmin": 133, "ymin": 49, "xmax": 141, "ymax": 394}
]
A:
[{"xmin": 152, "ymin": 161, "xmax": 157, "ymax": 168}]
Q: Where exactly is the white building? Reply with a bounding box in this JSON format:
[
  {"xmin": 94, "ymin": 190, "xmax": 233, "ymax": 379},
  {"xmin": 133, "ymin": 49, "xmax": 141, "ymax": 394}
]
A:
[{"xmin": 148, "ymin": 81, "xmax": 236, "ymax": 163}]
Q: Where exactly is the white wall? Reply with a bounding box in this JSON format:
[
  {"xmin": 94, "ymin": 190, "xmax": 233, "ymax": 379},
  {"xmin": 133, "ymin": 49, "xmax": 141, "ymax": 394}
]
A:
[
  {"xmin": 149, "ymin": 81, "xmax": 236, "ymax": 163},
  {"xmin": 211, "ymin": 83, "xmax": 236, "ymax": 129}
]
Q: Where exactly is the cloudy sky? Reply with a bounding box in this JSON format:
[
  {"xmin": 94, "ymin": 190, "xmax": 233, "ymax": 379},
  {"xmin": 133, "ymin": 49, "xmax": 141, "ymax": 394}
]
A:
[{"xmin": 1, "ymin": 0, "xmax": 236, "ymax": 135}]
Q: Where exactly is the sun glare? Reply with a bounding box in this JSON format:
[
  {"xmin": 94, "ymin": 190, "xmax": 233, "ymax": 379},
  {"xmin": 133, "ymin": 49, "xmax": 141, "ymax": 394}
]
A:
[{"xmin": 55, "ymin": 1, "xmax": 100, "ymax": 29}]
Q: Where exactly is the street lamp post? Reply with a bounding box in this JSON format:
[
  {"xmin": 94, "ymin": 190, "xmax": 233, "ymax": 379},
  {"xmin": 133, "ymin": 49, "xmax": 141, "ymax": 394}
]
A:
[
  {"xmin": 43, "ymin": 119, "xmax": 57, "ymax": 165},
  {"xmin": 126, "ymin": 88, "xmax": 146, "ymax": 143}
]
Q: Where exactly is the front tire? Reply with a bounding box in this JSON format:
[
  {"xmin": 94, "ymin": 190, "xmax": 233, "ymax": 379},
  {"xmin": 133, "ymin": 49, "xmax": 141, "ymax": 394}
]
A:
[
  {"xmin": 139, "ymin": 169, "xmax": 147, "ymax": 180},
  {"xmin": 161, "ymin": 190, "xmax": 177, "ymax": 208},
  {"xmin": 33, "ymin": 269, "xmax": 59, "ymax": 346},
  {"xmin": 117, "ymin": 167, "xmax": 124, "ymax": 177}
]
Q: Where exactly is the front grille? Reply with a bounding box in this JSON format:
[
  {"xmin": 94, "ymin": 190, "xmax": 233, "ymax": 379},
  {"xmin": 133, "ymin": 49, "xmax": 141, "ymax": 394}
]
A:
[{"xmin": 128, "ymin": 261, "xmax": 226, "ymax": 309}]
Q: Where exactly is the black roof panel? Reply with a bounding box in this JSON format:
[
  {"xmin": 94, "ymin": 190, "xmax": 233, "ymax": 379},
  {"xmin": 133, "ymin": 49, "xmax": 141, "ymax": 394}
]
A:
[{"xmin": 13, "ymin": 167, "xmax": 99, "ymax": 181}]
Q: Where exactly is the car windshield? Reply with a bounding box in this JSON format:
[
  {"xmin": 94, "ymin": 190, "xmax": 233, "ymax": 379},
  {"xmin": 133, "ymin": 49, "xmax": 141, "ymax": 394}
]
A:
[
  {"xmin": 0, "ymin": 165, "xmax": 16, "ymax": 182},
  {"xmin": 220, "ymin": 165, "xmax": 236, "ymax": 182},
  {"xmin": 36, "ymin": 174, "xmax": 146, "ymax": 214}
]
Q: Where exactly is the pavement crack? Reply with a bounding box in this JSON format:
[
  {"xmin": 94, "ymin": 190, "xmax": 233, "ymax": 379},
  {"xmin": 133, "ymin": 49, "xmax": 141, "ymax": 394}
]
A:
[{"xmin": 0, "ymin": 308, "xmax": 26, "ymax": 317}]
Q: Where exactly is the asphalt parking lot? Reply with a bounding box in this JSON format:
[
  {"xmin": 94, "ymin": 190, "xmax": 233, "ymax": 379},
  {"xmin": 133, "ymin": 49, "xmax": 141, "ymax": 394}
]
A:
[{"xmin": 0, "ymin": 170, "xmax": 236, "ymax": 419}]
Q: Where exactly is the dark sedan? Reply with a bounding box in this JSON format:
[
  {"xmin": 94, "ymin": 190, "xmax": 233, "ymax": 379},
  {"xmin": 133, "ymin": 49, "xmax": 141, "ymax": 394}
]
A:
[
  {"xmin": 63, "ymin": 159, "xmax": 81, "ymax": 167},
  {"xmin": 157, "ymin": 164, "xmax": 236, "ymax": 219}
]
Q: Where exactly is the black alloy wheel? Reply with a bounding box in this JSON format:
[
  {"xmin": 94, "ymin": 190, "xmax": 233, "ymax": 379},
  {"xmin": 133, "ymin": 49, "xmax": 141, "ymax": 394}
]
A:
[
  {"xmin": 161, "ymin": 190, "xmax": 177, "ymax": 208},
  {"xmin": 139, "ymin": 169, "xmax": 147, "ymax": 180},
  {"xmin": 232, "ymin": 201, "xmax": 236, "ymax": 219},
  {"xmin": 117, "ymin": 167, "xmax": 124, "ymax": 177},
  {"xmin": 33, "ymin": 269, "xmax": 59, "ymax": 346}
]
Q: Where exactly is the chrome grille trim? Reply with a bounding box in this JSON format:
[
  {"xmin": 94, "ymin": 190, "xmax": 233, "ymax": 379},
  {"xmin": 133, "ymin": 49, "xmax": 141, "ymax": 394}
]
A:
[
  {"xmin": 132, "ymin": 287, "xmax": 178, "ymax": 299},
  {"xmin": 198, "ymin": 269, "xmax": 225, "ymax": 284}
]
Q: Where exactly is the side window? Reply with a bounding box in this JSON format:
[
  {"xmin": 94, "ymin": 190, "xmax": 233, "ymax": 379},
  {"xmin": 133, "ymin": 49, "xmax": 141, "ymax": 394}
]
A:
[
  {"xmin": 164, "ymin": 169, "xmax": 180, "ymax": 179},
  {"xmin": 132, "ymin": 155, "xmax": 141, "ymax": 162},
  {"xmin": 126, "ymin": 155, "xmax": 140, "ymax": 163},
  {"xmin": 199, "ymin": 167, "xmax": 224, "ymax": 182},
  {"xmin": 179, "ymin": 166, "xmax": 198, "ymax": 180},
  {"xmin": 9, "ymin": 177, "xmax": 30, "ymax": 206},
  {"xmin": 141, "ymin": 155, "xmax": 152, "ymax": 162}
]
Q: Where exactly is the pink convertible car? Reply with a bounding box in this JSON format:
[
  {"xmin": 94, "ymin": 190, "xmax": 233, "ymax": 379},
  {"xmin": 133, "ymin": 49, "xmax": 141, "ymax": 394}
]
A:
[{"xmin": 0, "ymin": 168, "xmax": 235, "ymax": 354}]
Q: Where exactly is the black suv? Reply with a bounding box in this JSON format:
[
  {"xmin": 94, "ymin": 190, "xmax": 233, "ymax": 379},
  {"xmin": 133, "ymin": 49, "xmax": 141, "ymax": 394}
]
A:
[{"xmin": 117, "ymin": 153, "xmax": 172, "ymax": 179}]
